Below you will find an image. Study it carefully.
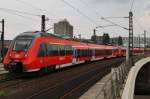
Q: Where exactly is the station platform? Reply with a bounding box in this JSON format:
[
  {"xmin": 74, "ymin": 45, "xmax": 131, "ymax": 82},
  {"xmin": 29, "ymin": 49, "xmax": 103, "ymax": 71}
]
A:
[{"xmin": 80, "ymin": 72, "xmax": 111, "ymax": 99}]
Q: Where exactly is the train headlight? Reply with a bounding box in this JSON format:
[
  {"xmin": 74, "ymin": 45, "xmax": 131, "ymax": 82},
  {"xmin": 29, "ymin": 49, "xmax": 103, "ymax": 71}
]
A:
[
  {"xmin": 24, "ymin": 51, "xmax": 28, "ymax": 58},
  {"xmin": 9, "ymin": 53, "xmax": 11, "ymax": 57},
  {"xmin": 24, "ymin": 54, "xmax": 28, "ymax": 57}
]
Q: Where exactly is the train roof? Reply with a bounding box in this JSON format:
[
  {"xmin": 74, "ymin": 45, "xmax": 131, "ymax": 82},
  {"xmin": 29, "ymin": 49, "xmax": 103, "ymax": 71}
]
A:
[
  {"xmin": 20, "ymin": 31, "xmax": 71, "ymax": 39},
  {"xmin": 16, "ymin": 31, "xmax": 126, "ymax": 50}
]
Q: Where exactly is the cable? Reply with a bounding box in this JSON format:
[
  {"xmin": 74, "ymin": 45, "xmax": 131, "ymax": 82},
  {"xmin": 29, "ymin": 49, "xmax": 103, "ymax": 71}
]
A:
[
  {"xmin": 101, "ymin": 17, "xmax": 129, "ymax": 30},
  {"xmin": 61, "ymin": 0, "xmax": 96, "ymax": 23},
  {"xmin": 79, "ymin": 0, "xmax": 99, "ymax": 17},
  {"xmin": 46, "ymin": 27, "xmax": 54, "ymax": 32},
  {"xmin": 15, "ymin": 0, "xmax": 66, "ymax": 22},
  {"xmin": 0, "ymin": 8, "xmax": 40, "ymax": 17},
  {"xmin": 102, "ymin": 17, "xmax": 129, "ymax": 19},
  {"xmin": 0, "ymin": 7, "xmax": 63, "ymax": 23},
  {"xmin": 0, "ymin": 8, "xmax": 37, "ymax": 21},
  {"xmin": 96, "ymin": 25, "xmax": 117, "ymax": 29},
  {"xmin": 0, "ymin": 9, "xmax": 39, "ymax": 30},
  {"xmin": 15, "ymin": 0, "xmax": 56, "ymax": 17}
]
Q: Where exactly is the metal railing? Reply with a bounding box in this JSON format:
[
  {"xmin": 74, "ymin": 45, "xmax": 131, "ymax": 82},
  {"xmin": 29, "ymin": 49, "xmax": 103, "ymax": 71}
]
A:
[{"xmin": 94, "ymin": 55, "xmax": 148, "ymax": 99}]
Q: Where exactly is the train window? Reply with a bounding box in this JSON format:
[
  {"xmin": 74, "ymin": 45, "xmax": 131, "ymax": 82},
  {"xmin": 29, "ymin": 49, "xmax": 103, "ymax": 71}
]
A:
[
  {"xmin": 77, "ymin": 49, "xmax": 89, "ymax": 57},
  {"xmin": 106, "ymin": 50, "xmax": 112, "ymax": 55},
  {"xmin": 53, "ymin": 45, "xmax": 59, "ymax": 56},
  {"xmin": 66, "ymin": 46, "xmax": 72, "ymax": 55},
  {"xmin": 59, "ymin": 45, "xmax": 65, "ymax": 56},
  {"xmin": 38, "ymin": 43, "xmax": 47, "ymax": 57},
  {"xmin": 12, "ymin": 39, "xmax": 32, "ymax": 52},
  {"xmin": 47, "ymin": 44, "xmax": 51, "ymax": 56},
  {"xmin": 95, "ymin": 50, "xmax": 107, "ymax": 56},
  {"xmin": 82, "ymin": 50, "xmax": 84, "ymax": 57},
  {"xmin": 113, "ymin": 49, "xmax": 118, "ymax": 53},
  {"xmin": 123, "ymin": 50, "xmax": 126, "ymax": 52},
  {"xmin": 47, "ymin": 44, "xmax": 59, "ymax": 56},
  {"xmin": 47, "ymin": 44, "xmax": 72, "ymax": 56},
  {"xmin": 77, "ymin": 49, "xmax": 82, "ymax": 57},
  {"xmin": 16, "ymin": 35, "xmax": 35, "ymax": 40},
  {"xmin": 89, "ymin": 50, "xmax": 92, "ymax": 57}
]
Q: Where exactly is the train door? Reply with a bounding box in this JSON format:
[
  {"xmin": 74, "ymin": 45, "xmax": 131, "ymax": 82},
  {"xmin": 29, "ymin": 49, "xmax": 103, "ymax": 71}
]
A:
[
  {"xmin": 87, "ymin": 48, "xmax": 91, "ymax": 61},
  {"xmin": 112, "ymin": 49, "xmax": 115, "ymax": 56},
  {"xmin": 59, "ymin": 45, "xmax": 66, "ymax": 64},
  {"xmin": 92, "ymin": 49, "xmax": 95, "ymax": 60},
  {"xmin": 72, "ymin": 48, "xmax": 77, "ymax": 64},
  {"xmin": 38, "ymin": 43, "xmax": 47, "ymax": 68}
]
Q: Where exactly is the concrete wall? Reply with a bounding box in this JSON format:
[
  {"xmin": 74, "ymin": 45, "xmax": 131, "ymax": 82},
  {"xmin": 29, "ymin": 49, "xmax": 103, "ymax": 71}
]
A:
[
  {"xmin": 122, "ymin": 57, "xmax": 150, "ymax": 99},
  {"xmin": 134, "ymin": 62, "xmax": 150, "ymax": 95}
]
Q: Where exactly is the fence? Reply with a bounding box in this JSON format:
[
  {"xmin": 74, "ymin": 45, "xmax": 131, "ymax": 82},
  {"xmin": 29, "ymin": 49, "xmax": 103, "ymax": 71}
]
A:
[{"xmin": 94, "ymin": 55, "xmax": 148, "ymax": 99}]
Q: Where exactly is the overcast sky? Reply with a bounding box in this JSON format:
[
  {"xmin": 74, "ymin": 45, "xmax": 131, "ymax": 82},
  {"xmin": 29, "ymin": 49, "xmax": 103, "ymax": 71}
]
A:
[{"xmin": 0, "ymin": 0, "xmax": 149, "ymax": 40}]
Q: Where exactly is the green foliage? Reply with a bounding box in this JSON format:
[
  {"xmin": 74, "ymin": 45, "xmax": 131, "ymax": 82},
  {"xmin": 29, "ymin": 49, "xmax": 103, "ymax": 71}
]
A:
[
  {"xmin": 118, "ymin": 36, "xmax": 123, "ymax": 45},
  {"xmin": 0, "ymin": 91, "xmax": 7, "ymax": 96},
  {"xmin": 102, "ymin": 33, "xmax": 110, "ymax": 45}
]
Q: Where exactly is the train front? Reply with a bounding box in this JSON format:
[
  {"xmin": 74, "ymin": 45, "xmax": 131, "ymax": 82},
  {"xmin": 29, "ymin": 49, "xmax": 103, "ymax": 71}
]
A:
[{"xmin": 3, "ymin": 34, "xmax": 35, "ymax": 73}]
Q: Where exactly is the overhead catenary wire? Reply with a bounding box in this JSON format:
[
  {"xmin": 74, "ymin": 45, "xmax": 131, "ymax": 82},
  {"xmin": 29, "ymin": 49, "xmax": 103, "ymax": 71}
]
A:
[
  {"xmin": 0, "ymin": 8, "xmax": 39, "ymax": 30},
  {"xmin": 11, "ymin": 0, "xmax": 147, "ymax": 39},
  {"xmin": 0, "ymin": 8, "xmax": 37, "ymax": 21},
  {"xmin": 101, "ymin": 17, "xmax": 129, "ymax": 30},
  {"xmin": 102, "ymin": 17, "xmax": 129, "ymax": 19},
  {"xmin": 15, "ymin": 0, "xmax": 56, "ymax": 17},
  {"xmin": 61, "ymin": 0, "xmax": 96, "ymax": 24},
  {"xmin": 14, "ymin": 0, "xmax": 69, "ymax": 25},
  {"xmin": 0, "ymin": 7, "xmax": 65, "ymax": 32},
  {"xmin": 46, "ymin": 27, "xmax": 54, "ymax": 32},
  {"xmin": 0, "ymin": 8, "xmax": 41, "ymax": 17},
  {"xmin": 96, "ymin": 25, "xmax": 118, "ymax": 29},
  {"xmin": 15, "ymin": 0, "xmax": 99, "ymax": 27},
  {"xmin": 79, "ymin": 0, "xmax": 100, "ymax": 17}
]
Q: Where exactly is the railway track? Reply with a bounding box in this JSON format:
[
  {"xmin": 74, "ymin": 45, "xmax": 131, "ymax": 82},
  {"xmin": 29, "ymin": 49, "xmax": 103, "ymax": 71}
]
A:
[
  {"xmin": 28, "ymin": 58, "xmax": 123, "ymax": 99},
  {"xmin": 0, "ymin": 57, "xmax": 125, "ymax": 99}
]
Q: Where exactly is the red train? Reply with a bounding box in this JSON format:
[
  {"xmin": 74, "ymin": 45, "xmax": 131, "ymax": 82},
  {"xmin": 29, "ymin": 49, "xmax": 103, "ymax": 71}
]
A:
[{"xmin": 3, "ymin": 31, "xmax": 148, "ymax": 73}]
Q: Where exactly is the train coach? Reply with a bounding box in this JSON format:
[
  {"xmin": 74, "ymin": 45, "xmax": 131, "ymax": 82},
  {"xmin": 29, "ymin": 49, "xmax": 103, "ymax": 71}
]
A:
[{"xmin": 3, "ymin": 31, "xmax": 145, "ymax": 73}]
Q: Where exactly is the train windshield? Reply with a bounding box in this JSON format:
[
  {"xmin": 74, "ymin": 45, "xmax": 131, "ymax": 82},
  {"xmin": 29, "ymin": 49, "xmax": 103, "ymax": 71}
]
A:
[{"xmin": 12, "ymin": 39, "xmax": 32, "ymax": 52}]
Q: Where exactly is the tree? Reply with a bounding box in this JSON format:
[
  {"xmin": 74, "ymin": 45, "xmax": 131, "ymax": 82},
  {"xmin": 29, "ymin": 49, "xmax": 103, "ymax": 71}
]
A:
[
  {"xmin": 118, "ymin": 36, "xmax": 123, "ymax": 45},
  {"xmin": 91, "ymin": 35, "xmax": 97, "ymax": 43},
  {"xmin": 102, "ymin": 33, "xmax": 110, "ymax": 45}
]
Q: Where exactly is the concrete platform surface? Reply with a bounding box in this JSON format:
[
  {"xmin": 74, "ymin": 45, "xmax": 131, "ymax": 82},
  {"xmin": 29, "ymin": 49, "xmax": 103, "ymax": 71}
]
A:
[{"xmin": 79, "ymin": 73, "xmax": 111, "ymax": 99}]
